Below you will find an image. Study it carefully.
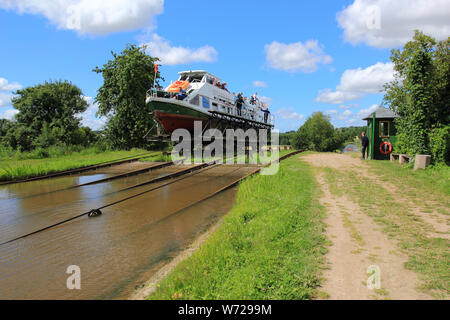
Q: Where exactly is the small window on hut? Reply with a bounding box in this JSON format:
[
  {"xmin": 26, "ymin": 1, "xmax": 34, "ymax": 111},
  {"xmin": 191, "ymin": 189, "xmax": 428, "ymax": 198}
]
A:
[{"xmin": 379, "ymin": 121, "xmax": 390, "ymax": 138}]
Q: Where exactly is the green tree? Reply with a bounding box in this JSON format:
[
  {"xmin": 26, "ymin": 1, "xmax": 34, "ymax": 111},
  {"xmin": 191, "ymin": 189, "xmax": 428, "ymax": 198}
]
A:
[
  {"xmin": 293, "ymin": 112, "xmax": 345, "ymax": 152},
  {"xmin": 11, "ymin": 80, "xmax": 88, "ymax": 149},
  {"xmin": 94, "ymin": 44, "xmax": 159, "ymax": 149},
  {"xmin": 279, "ymin": 131, "xmax": 296, "ymax": 145},
  {"xmin": 0, "ymin": 119, "xmax": 13, "ymax": 137},
  {"xmin": 384, "ymin": 31, "xmax": 450, "ymax": 160},
  {"xmin": 0, "ymin": 118, "xmax": 15, "ymax": 149},
  {"xmin": 337, "ymin": 126, "xmax": 367, "ymax": 145}
]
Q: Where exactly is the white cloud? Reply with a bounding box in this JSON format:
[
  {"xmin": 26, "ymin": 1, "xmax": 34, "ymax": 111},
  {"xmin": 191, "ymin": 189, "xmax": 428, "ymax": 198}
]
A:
[
  {"xmin": 316, "ymin": 62, "xmax": 394, "ymax": 104},
  {"xmin": 325, "ymin": 109, "xmax": 338, "ymax": 115},
  {"xmin": 274, "ymin": 107, "xmax": 305, "ymax": 132},
  {"xmin": 339, "ymin": 109, "xmax": 353, "ymax": 120},
  {"xmin": 326, "ymin": 105, "xmax": 380, "ymax": 127},
  {"xmin": 77, "ymin": 96, "xmax": 106, "ymax": 130},
  {"xmin": 0, "ymin": 78, "xmax": 21, "ymax": 109},
  {"xmin": 265, "ymin": 40, "xmax": 332, "ymax": 73},
  {"xmin": 0, "ymin": 93, "xmax": 13, "ymax": 108},
  {"xmin": 316, "ymin": 89, "xmax": 362, "ymax": 105},
  {"xmin": 0, "ymin": 0, "xmax": 164, "ymax": 35},
  {"xmin": 259, "ymin": 96, "xmax": 273, "ymax": 107},
  {"xmin": 252, "ymin": 81, "xmax": 267, "ymax": 88},
  {"xmin": 0, "ymin": 77, "xmax": 22, "ymax": 92},
  {"xmin": 337, "ymin": 0, "xmax": 450, "ymax": 48},
  {"xmin": 339, "ymin": 104, "xmax": 360, "ymax": 109},
  {"xmin": 356, "ymin": 104, "xmax": 379, "ymax": 119},
  {"xmin": 0, "ymin": 108, "xmax": 18, "ymax": 120},
  {"xmin": 142, "ymin": 34, "xmax": 218, "ymax": 66},
  {"xmin": 275, "ymin": 108, "xmax": 304, "ymax": 121}
]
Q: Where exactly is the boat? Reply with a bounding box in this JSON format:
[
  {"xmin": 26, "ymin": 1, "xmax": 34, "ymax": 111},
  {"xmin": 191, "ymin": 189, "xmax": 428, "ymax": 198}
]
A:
[{"xmin": 145, "ymin": 70, "xmax": 274, "ymax": 137}]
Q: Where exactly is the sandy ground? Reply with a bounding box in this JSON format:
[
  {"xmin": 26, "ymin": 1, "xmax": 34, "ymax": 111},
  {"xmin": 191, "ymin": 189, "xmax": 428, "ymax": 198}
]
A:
[{"xmin": 302, "ymin": 153, "xmax": 435, "ymax": 300}]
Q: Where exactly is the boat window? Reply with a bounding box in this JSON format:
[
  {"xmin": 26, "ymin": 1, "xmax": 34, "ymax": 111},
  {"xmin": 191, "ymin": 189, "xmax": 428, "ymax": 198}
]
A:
[
  {"xmin": 202, "ymin": 96, "xmax": 210, "ymax": 109},
  {"xmin": 190, "ymin": 95, "xmax": 200, "ymax": 106},
  {"xmin": 187, "ymin": 75, "xmax": 203, "ymax": 83}
]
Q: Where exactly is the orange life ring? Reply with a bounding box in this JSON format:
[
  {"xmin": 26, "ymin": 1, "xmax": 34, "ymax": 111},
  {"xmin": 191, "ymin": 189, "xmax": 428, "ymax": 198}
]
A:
[
  {"xmin": 379, "ymin": 141, "xmax": 393, "ymax": 155},
  {"xmin": 167, "ymin": 80, "xmax": 190, "ymax": 93}
]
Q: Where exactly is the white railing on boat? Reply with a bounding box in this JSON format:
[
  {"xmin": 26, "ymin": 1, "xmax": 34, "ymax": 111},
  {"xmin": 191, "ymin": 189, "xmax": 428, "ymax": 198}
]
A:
[{"xmin": 146, "ymin": 90, "xmax": 274, "ymax": 126}]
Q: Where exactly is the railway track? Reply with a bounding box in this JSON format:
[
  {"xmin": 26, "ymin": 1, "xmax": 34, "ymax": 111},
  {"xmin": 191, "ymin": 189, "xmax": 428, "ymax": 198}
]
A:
[{"xmin": 0, "ymin": 150, "xmax": 302, "ymax": 247}]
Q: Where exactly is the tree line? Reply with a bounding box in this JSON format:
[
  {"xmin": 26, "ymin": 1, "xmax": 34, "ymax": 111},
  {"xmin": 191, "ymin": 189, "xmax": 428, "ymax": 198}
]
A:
[
  {"xmin": 0, "ymin": 44, "xmax": 160, "ymax": 154},
  {"xmin": 384, "ymin": 31, "xmax": 449, "ymax": 164},
  {"xmin": 290, "ymin": 31, "xmax": 449, "ymax": 164}
]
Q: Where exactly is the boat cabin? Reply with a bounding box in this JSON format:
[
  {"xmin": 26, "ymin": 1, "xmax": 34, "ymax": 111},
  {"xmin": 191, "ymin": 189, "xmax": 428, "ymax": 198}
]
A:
[{"xmin": 177, "ymin": 71, "xmax": 220, "ymax": 85}]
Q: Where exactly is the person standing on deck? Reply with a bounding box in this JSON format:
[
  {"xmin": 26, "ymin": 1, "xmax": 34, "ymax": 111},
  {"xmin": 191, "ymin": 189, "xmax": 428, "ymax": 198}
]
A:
[
  {"xmin": 262, "ymin": 104, "xmax": 270, "ymax": 123},
  {"xmin": 176, "ymin": 87, "xmax": 186, "ymax": 100},
  {"xmin": 236, "ymin": 93, "xmax": 244, "ymax": 116},
  {"xmin": 361, "ymin": 132, "xmax": 369, "ymax": 159}
]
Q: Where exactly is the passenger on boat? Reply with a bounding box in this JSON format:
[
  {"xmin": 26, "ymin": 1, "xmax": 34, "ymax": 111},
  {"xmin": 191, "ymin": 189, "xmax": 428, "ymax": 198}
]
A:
[
  {"xmin": 251, "ymin": 92, "xmax": 259, "ymax": 105},
  {"xmin": 222, "ymin": 82, "xmax": 229, "ymax": 92},
  {"xmin": 262, "ymin": 105, "xmax": 270, "ymax": 123},
  {"xmin": 176, "ymin": 87, "xmax": 186, "ymax": 100},
  {"xmin": 236, "ymin": 93, "xmax": 244, "ymax": 116}
]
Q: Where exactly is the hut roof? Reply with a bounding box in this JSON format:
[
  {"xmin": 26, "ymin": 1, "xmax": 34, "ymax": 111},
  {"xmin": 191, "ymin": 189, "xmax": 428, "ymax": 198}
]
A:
[{"xmin": 362, "ymin": 106, "xmax": 398, "ymax": 120}]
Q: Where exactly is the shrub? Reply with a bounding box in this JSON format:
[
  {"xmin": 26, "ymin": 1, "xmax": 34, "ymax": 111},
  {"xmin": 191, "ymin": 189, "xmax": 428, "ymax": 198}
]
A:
[
  {"xmin": 293, "ymin": 112, "xmax": 345, "ymax": 152},
  {"xmin": 428, "ymin": 125, "xmax": 450, "ymax": 164}
]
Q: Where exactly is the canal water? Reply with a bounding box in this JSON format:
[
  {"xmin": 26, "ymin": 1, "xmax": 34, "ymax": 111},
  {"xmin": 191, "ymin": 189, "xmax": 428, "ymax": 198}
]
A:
[{"xmin": 0, "ymin": 163, "xmax": 255, "ymax": 299}]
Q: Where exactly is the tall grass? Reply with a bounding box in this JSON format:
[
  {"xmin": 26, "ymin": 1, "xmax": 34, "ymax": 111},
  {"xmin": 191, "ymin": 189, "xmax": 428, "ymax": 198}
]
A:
[
  {"xmin": 149, "ymin": 154, "xmax": 327, "ymax": 300},
  {"xmin": 368, "ymin": 159, "xmax": 450, "ymax": 197},
  {"xmin": 0, "ymin": 147, "xmax": 152, "ymax": 181}
]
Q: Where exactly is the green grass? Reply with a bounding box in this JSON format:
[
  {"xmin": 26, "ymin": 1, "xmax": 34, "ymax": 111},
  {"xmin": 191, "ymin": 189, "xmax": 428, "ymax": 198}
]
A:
[
  {"xmin": 0, "ymin": 148, "xmax": 154, "ymax": 181},
  {"xmin": 369, "ymin": 160, "xmax": 450, "ymax": 197},
  {"xmin": 149, "ymin": 154, "xmax": 327, "ymax": 300},
  {"xmin": 139, "ymin": 153, "xmax": 172, "ymax": 163}
]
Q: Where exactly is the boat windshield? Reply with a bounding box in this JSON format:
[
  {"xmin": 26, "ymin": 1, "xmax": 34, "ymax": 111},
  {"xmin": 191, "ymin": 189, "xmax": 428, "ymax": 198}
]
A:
[{"xmin": 179, "ymin": 74, "xmax": 204, "ymax": 83}]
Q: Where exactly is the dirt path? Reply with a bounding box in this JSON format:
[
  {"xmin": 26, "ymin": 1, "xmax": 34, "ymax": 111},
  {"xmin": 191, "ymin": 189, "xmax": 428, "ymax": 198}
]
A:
[{"xmin": 302, "ymin": 153, "xmax": 434, "ymax": 300}]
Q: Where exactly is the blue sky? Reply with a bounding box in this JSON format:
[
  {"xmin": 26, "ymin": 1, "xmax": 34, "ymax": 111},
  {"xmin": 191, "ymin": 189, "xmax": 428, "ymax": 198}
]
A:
[{"xmin": 1, "ymin": 0, "xmax": 449, "ymax": 132}]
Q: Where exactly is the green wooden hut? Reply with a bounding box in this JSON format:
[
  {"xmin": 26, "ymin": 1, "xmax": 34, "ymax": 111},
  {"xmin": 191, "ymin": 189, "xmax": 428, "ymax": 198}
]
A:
[{"xmin": 363, "ymin": 106, "xmax": 399, "ymax": 160}]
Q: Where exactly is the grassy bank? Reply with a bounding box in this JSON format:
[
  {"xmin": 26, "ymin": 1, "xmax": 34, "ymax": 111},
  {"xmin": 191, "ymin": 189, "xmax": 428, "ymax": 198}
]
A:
[
  {"xmin": 0, "ymin": 147, "xmax": 153, "ymax": 181},
  {"xmin": 347, "ymin": 152, "xmax": 450, "ymax": 197},
  {"xmin": 149, "ymin": 154, "xmax": 327, "ymax": 300}
]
